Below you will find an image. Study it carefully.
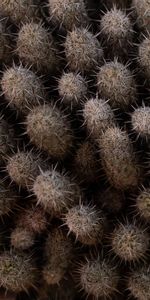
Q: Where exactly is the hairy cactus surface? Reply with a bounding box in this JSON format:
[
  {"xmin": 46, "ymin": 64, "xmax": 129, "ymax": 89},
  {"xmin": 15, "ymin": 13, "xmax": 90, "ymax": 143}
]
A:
[
  {"xmin": 48, "ymin": 0, "xmax": 89, "ymax": 30},
  {"xmin": 26, "ymin": 104, "xmax": 73, "ymax": 159},
  {"xmin": 128, "ymin": 265, "xmax": 150, "ymax": 300},
  {"xmin": 65, "ymin": 27, "xmax": 103, "ymax": 73},
  {"xmin": 2, "ymin": 65, "xmax": 46, "ymax": 114}
]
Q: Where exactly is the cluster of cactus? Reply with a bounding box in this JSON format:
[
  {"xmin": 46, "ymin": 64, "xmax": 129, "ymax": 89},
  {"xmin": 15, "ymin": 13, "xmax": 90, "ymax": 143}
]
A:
[{"xmin": 0, "ymin": 1, "xmax": 150, "ymax": 300}]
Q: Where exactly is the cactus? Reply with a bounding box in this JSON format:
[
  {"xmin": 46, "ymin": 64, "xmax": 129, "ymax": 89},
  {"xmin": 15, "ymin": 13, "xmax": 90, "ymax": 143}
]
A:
[
  {"xmin": 100, "ymin": 7, "xmax": 133, "ymax": 59},
  {"xmin": 83, "ymin": 97, "xmax": 115, "ymax": 139},
  {"xmin": 132, "ymin": 0, "xmax": 150, "ymax": 34},
  {"xmin": 98, "ymin": 126, "xmax": 140, "ymax": 190},
  {"xmin": 0, "ymin": 0, "xmax": 40, "ymax": 25},
  {"xmin": 6, "ymin": 151, "xmax": 44, "ymax": 190},
  {"xmin": 58, "ymin": 72, "xmax": 88, "ymax": 109},
  {"xmin": 138, "ymin": 36, "xmax": 150, "ymax": 79},
  {"xmin": 17, "ymin": 22, "xmax": 59, "ymax": 73},
  {"xmin": 97, "ymin": 59, "xmax": 137, "ymax": 109},
  {"xmin": 135, "ymin": 188, "xmax": 150, "ymax": 222},
  {"xmin": 65, "ymin": 27, "xmax": 103, "ymax": 73},
  {"xmin": 0, "ymin": 251, "xmax": 38, "ymax": 292},
  {"xmin": 33, "ymin": 168, "xmax": 81, "ymax": 217},
  {"xmin": 79, "ymin": 256, "xmax": 119, "ymax": 298},
  {"xmin": 43, "ymin": 228, "xmax": 73, "ymax": 285},
  {"xmin": 48, "ymin": 0, "xmax": 89, "ymax": 30},
  {"xmin": 10, "ymin": 227, "xmax": 35, "ymax": 250},
  {"xmin": 111, "ymin": 220, "xmax": 149, "ymax": 262},
  {"xmin": 64, "ymin": 203, "xmax": 106, "ymax": 245},
  {"xmin": 26, "ymin": 104, "xmax": 73, "ymax": 159},
  {"xmin": 10, "ymin": 205, "xmax": 47, "ymax": 250},
  {"xmin": 72, "ymin": 141, "xmax": 99, "ymax": 183},
  {"xmin": 1, "ymin": 65, "xmax": 46, "ymax": 114},
  {"xmin": 128, "ymin": 265, "xmax": 150, "ymax": 300},
  {"xmin": 131, "ymin": 106, "xmax": 150, "ymax": 140}
]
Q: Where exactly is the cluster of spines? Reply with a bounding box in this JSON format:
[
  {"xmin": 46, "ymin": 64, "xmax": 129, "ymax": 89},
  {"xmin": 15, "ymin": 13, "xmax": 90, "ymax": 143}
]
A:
[
  {"xmin": 64, "ymin": 203, "xmax": 106, "ymax": 245},
  {"xmin": 10, "ymin": 205, "xmax": 47, "ymax": 250},
  {"xmin": 1, "ymin": 65, "xmax": 47, "ymax": 114},
  {"xmin": 98, "ymin": 126, "xmax": 141, "ymax": 190},
  {"xmin": 33, "ymin": 167, "xmax": 81, "ymax": 217},
  {"xmin": 26, "ymin": 104, "xmax": 74, "ymax": 159},
  {"xmin": 42, "ymin": 228, "xmax": 73, "ymax": 285}
]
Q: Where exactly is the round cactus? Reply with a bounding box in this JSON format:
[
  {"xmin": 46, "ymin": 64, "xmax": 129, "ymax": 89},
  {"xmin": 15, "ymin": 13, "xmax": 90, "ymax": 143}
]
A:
[
  {"xmin": 10, "ymin": 227, "xmax": 35, "ymax": 250},
  {"xmin": 26, "ymin": 104, "xmax": 73, "ymax": 159},
  {"xmin": 131, "ymin": 106, "xmax": 150, "ymax": 139},
  {"xmin": 83, "ymin": 97, "xmax": 115, "ymax": 139},
  {"xmin": 16, "ymin": 205, "xmax": 47, "ymax": 234},
  {"xmin": 135, "ymin": 188, "xmax": 150, "ymax": 221},
  {"xmin": 1, "ymin": 65, "xmax": 46, "ymax": 114},
  {"xmin": 73, "ymin": 141, "xmax": 99, "ymax": 183},
  {"xmin": 17, "ymin": 22, "xmax": 58, "ymax": 73},
  {"xmin": 97, "ymin": 59, "xmax": 137, "ymax": 109},
  {"xmin": 0, "ymin": 0, "xmax": 40, "ymax": 24},
  {"xmin": 138, "ymin": 36, "xmax": 150, "ymax": 79},
  {"xmin": 64, "ymin": 204, "xmax": 106, "ymax": 245},
  {"xmin": 48, "ymin": 0, "xmax": 89, "ymax": 30},
  {"xmin": 98, "ymin": 126, "xmax": 140, "ymax": 190},
  {"xmin": 33, "ymin": 169, "xmax": 81, "ymax": 216},
  {"xmin": 128, "ymin": 265, "xmax": 150, "ymax": 300},
  {"xmin": 132, "ymin": 0, "xmax": 150, "ymax": 33},
  {"xmin": 0, "ymin": 251, "xmax": 38, "ymax": 292},
  {"xmin": 58, "ymin": 72, "xmax": 88, "ymax": 109},
  {"xmin": 111, "ymin": 221, "xmax": 149, "ymax": 262},
  {"xmin": 100, "ymin": 7, "xmax": 133, "ymax": 59},
  {"xmin": 7, "ymin": 151, "xmax": 44, "ymax": 190},
  {"xmin": 65, "ymin": 27, "xmax": 103, "ymax": 73},
  {"xmin": 43, "ymin": 228, "xmax": 73, "ymax": 285},
  {"xmin": 79, "ymin": 257, "xmax": 119, "ymax": 299}
]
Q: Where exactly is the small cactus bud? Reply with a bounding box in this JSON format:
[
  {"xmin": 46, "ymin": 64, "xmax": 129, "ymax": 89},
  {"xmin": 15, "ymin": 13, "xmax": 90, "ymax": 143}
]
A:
[
  {"xmin": 111, "ymin": 221, "xmax": 149, "ymax": 262},
  {"xmin": 98, "ymin": 126, "xmax": 140, "ymax": 190},
  {"xmin": 43, "ymin": 228, "xmax": 73, "ymax": 285},
  {"xmin": 65, "ymin": 27, "xmax": 103, "ymax": 73},
  {"xmin": 7, "ymin": 151, "xmax": 44, "ymax": 190},
  {"xmin": 131, "ymin": 106, "xmax": 150, "ymax": 139},
  {"xmin": 0, "ymin": 0, "xmax": 40, "ymax": 24},
  {"xmin": 0, "ymin": 251, "xmax": 38, "ymax": 292},
  {"xmin": 1, "ymin": 65, "xmax": 46, "ymax": 114},
  {"xmin": 83, "ymin": 97, "xmax": 115, "ymax": 139},
  {"xmin": 100, "ymin": 7, "xmax": 133, "ymax": 59},
  {"xmin": 10, "ymin": 227, "xmax": 35, "ymax": 250},
  {"xmin": 64, "ymin": 203, "xmax": 106, "ymax": 245},
  {"xmin": 135, "ymin": 188, "xmax": 150, "ymax": 222},
  {"xmin": 128, "ymin": 265, "xmax": 150, "ymax": 300},
  {"xmin": 138, "ymin": 36, "xmax": 150, "ymax": 79},
  {"xmin": 33, "ymin": 169, "xmax": 81, "ymax": 216},
  {"xmin": 132, "ymin": 0, "xmax": 150, "ymax": 34},
  {"xmin": 73, "ymin": 141, "xmax": 99, "ymax": 183},
  {"xmin": 97, "ymin": 59, "xmax": 137, "ymax": 109},
  {"xmin": 48, "ymin": 0, "xmax": 89, "ymax": 30},
  {"xmin": 17, "ymin": 22, "xmax": 59, "ymax": 73},
  {"xmin": 26, "ymin": 104, "xmax": 73, "ymax": 159},
  {"xmin": 79, "ymin": 257, "xmax": 119, "ymax": 299},
  {"xmin": 58, "ymin": 72, "xmax": 88, "ymax": 109}
]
